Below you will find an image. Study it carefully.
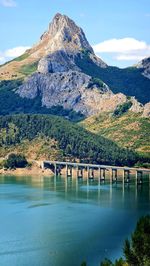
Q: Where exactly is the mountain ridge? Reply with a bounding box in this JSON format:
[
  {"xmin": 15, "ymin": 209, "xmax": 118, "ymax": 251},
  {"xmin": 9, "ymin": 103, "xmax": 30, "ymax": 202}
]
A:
[{"xmin": 0, "ymin": 13, "xmax": 150, "ymax": 117}]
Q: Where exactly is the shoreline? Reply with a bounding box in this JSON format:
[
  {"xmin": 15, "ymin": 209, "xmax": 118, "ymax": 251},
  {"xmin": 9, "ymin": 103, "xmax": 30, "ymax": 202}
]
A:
[{"xmin": 0, "ymin": 164, "xmax": 54, "ymax": 177}]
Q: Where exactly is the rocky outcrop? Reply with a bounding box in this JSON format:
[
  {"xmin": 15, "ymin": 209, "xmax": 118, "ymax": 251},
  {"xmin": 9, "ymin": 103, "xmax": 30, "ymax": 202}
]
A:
[
  {"xmin": 129, "ymin": 97, "xmax": 143, "ymax": 113},
  {"xmin": 142, "ymin": 102, "xmax": 150, "ymax": 117},
  {"xmin": 18, "ymin": 71, "xmax": 125, "ymax": 116},
  {"xmin": 137, "ymin": 57, "xmax": 150, "ymax": 79},
  {"xmin": 38, "ymin": 50, "xmax": 80, "ymax": 74}
]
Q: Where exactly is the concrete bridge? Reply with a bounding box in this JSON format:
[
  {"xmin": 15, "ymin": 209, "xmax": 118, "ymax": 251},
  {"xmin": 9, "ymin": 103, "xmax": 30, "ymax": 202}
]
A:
[{"xmin": 41, "ymin": 161, "xmax": 150, "ymax": 185}]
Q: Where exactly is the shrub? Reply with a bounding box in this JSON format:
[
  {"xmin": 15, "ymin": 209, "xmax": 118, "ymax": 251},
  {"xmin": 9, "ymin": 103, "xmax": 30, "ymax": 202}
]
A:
[
  {"xmin": 113, "ymin": 101, "xmax": 132, "ymax": 117},
  {"xmin": 87, "ymin": 77, "xmax": 105, "ymax": 89},
  {"xmin": 4, "ymin": 153, "xmax": 28, "ymax": 169}
]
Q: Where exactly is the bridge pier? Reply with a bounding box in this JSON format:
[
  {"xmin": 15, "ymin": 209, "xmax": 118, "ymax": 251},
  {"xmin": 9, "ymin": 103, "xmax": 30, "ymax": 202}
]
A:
[
  {"xmin": 87, "ymin": 166, "xmax": 90, "ymax": 179},
  {"xmin": 66, "ymin": 165, "xmax": 73, "ymax": 177},
  {"xmin": 88, "ymin": 168, "xmax": 94, "ymax": 180},
  {"xmin": 77, "ymin": 167, "xmax": 83, "ymax": 179},
  {"xmin": 41, "ymin": 161, "xmax": 44, "ymax": 170},
  {"xmin": 54, "ymin": 164, "xmax": 57, "ymax": 176},
  {"xmin": 136, "ymin": 171, "xmax": 143, "ymax": 185},
  {"xmin": 123, "ymin": 170, "xmax": 130, "ymax": 183},
  {"xmin": 100, "ymin": 168, "xmax": 106, "ymax": 182},
  {"xmin": 111, "ymin": 169, "xmax": 117, "ymax": 182}
]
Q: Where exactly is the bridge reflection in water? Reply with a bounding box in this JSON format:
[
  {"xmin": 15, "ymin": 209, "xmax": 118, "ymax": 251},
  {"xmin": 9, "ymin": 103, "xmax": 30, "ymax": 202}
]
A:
[{"xmin": 35, "ymin": 174, "xmax": 150, "ymax": 208}]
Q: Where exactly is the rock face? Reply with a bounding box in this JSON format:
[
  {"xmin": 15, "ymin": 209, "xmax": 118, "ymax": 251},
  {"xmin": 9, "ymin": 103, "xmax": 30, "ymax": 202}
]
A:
[
  {"xmin": 137, "ymin": 57, "xmax": 150, "ymax": 79},
  {"xmin": 38, "ymin": 50, "xmax": 79, "ymax": 74},
  {"xmin": 143, "ymin": 102, "xmax": 150, "ymax": 117},
  {"xmin": 130, "ymin": 97, "xmax": 143, "ymax": 113},
  {"xmin": 18, "ymin": 71, "xmax": 127, "ymax": 116}
]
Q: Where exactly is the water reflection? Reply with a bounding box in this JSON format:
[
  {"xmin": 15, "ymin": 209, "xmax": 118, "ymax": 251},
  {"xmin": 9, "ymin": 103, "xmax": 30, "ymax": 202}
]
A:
[
  {"xmin": 0, "ymin": 174, "xmax": 150, "ymax": 205},
  {"xmin": 0, "ymin": 174, "xmax": 150, "ymax": 266}
]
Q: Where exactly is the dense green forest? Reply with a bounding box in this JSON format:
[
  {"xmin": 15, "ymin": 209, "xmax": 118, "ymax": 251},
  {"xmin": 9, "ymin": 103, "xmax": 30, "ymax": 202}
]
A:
[
  {"xmin": 76, "ymin": 52, "xmax": 150, "ymax": 104},
  {"xmin": 0, "ymin": 80, "xmax": 84, "ymax": 121},
  {"xmin": 0, "ymin": 114, "xmax": 148, "ymax": 166}
]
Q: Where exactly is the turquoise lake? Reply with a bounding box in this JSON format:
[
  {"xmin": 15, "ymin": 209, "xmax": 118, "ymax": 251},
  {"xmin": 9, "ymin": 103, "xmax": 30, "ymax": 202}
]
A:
[{"xmin": 0, "ymin": 175, "xmax": 150, "ymax": 266}]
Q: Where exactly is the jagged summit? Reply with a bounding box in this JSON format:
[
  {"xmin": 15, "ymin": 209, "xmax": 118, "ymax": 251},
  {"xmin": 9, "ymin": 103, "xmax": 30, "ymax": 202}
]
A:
[
  {"xmin": 35, "ymin": 13, "xmax": 93, "ymax": 56},
  {"xmin": 0, "ymin": 13, "xmax": 106, "ymax": 80},
  {"xmin": 32, "ymin": 13, "xmax": 106, "ymax": 70},
  {"xmin": 44, "ymin": 13, "xmax": 93, "ymax": 53}
]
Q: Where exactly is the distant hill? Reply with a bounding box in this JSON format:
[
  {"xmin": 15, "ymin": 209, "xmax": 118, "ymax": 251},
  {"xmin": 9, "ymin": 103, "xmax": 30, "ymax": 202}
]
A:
[
  {"xmin": 0, "ymin": 114, "xmax": 147, "ymax": 167},
  {"xmin": 81, "ymin": 111, "xmax": 150, "ymax": 159}
]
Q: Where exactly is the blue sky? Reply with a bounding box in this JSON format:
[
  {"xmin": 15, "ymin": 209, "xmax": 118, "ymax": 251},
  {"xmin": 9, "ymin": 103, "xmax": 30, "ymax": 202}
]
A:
[{"xmin": 0, "ymin": 0, "xmax": 150, "ymax": 67}]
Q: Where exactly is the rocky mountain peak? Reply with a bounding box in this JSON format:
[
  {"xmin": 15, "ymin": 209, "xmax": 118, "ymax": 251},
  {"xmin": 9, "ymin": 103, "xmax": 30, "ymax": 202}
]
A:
[
  {"xmin": 37, "ymin": 13, "xmax": 93, "ymax": 56},
  {"xmin": 36, "ymin": 13, "xmax": 107, "ymax": 74},
  {"xmin": 0, "ymin": 13, "xmax": 106, "ymax": 80}
]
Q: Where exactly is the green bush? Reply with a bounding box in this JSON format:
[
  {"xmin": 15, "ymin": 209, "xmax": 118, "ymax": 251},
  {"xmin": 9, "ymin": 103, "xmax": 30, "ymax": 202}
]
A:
[
  {"xmin": 87, "ymin": 77, "xmax": 105, "ymax": 89},
  {"xmin": 113, "ymin": 101, "xmax": 132, "ymax": 117},
  {"xmin": 4, "ymin": 153, "xmax": 28, "ymax": 169}
]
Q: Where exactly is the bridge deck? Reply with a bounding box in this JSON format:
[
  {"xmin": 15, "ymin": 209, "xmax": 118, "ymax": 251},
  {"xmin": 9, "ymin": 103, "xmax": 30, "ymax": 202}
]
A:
[{"xmin": 44, "ymin": 161, "xmax": 150, "ymax": 173}]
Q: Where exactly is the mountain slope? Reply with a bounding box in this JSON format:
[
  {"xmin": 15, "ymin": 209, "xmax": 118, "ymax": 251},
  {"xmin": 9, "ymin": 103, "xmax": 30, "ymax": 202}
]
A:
[
  {"xmin": 76, "ymin": 52, "xmax": 150, "ymax": 104},
  {"xmin": 0, "ymin": 114, "xmax": 147, "ymax": 166},
  {"xmin": 81, "ymin": 111, "xmax": 150, "ymax": 158}
]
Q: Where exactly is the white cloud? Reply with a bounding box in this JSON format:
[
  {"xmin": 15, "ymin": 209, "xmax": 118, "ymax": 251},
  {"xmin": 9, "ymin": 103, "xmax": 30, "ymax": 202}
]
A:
[
  {"xmin": 5, "ymin": 46, "xmax": 30, "ymax": 57},
  {"xmin": 0, "ymin": 46, "xmax": 31, "ymax": 64},
  {"xmin": 93, "ymin": 37, "xmax": 150, "ymax": 62},
  {"xmin": 116, "ymin": 55, "xmax": 145, "ymax": 61},
  {"xmin": 93, "ymin": 38, "xmax": 150, "ymax": 53},
  {"xmin": 0, "ymin": 0, "xmax": 17, "ymax": 7}
]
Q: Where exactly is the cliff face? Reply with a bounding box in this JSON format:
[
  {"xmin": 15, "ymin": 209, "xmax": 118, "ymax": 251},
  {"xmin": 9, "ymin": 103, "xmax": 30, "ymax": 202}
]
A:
[
  {"xmin": 137, "ymin": 57, "xmax": 150, "ymax": 79},
  {"xmin": 18, "ymin": 71, "xmax": 127, "ymax": 116}
]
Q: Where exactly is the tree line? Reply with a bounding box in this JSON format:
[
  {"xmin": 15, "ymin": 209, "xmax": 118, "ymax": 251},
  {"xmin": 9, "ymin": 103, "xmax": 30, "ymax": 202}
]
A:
[{"xmin": 0, "ymin": 114, "xmax": 148, "ymax": 167}]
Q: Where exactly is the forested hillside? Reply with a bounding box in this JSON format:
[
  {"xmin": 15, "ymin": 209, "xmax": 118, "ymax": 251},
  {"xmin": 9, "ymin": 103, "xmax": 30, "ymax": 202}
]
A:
[
  {"xmin": 0, "ymin": 114, "xmax": 148, "ymax": 167},
  {"xmin": 76, "ymin": 52, "xmax": 150, "ymax": 104},
  {"xmin": 81, "ymin": 111, "xmax": 150, "ymax": 159}
]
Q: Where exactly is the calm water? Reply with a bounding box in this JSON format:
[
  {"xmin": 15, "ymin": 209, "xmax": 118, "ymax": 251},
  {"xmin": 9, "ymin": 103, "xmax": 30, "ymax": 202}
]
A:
[{"xmin": 0, "ymin": 175, "xmax": 150, "ymax": 266}]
